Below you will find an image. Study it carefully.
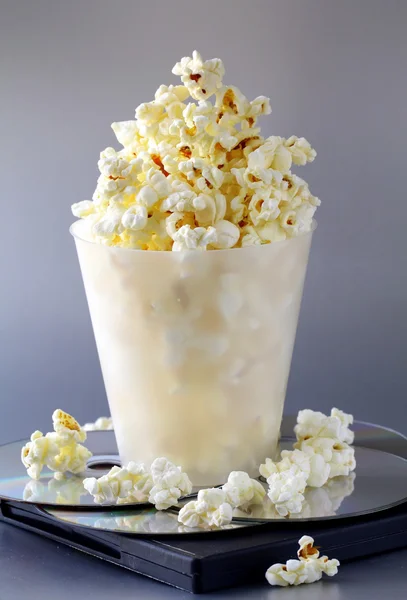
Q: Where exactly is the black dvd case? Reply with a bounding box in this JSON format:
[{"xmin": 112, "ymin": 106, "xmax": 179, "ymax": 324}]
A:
[{"xmin": 1, "ymin": 499, "xmax": 407, "ymax": 594}]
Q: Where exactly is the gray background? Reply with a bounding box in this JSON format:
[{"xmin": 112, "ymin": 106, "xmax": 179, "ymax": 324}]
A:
[{"xmin": 0, "ymin": 0, "xmax": 406, "ymax": 443}]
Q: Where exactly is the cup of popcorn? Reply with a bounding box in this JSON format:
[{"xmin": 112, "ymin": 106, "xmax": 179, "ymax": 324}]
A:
[{"xmin": 71, "ymin": 52, "xmax": 319, "ymax": 486}]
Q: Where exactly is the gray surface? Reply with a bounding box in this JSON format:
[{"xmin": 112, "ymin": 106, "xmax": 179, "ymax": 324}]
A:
[
  {"xmin": 0, "ymin": 0, "xmax": 406, "ymax": 441},
  {"xmin": 1, "ymin": 521, "xmax": 407, "ymax": 599}
]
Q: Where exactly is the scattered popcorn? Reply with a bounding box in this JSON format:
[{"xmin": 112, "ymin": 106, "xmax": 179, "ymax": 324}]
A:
[
  {"xmin": 178, "ymin": 488, "xmax": 233, "ymax": 529},
  {"xmin": 21, "ymin": 431, "xmax": 59, "ymax": 480},
  {"xmin": 295, "ymin": 408, "xmax": 354, "ymax": 445},
  {"xmin": 256, "ymin": 406, "xmax": 356, "ymax": 517},
  {"xmin": 260, "ymin": 448, "xmax": 330, "ymax": 489},
  {"xmin": 222, "ymin": 471, "xmax": 266, "ymax": 509},
  {"xmin": 266, "ymin": 535, "xmax": 339, "ymax": 587},
  {"xmin": 296, "ymin": 437, "xmax": 356, "ymax": 479},
  {"xmin": 52, "ymin": 409, "xmax": 86, "ymax": 443},
  {"xmin": 148, "ymin": 457, "xmax": 193, "ymax": 510},
  {"xmin": 83, "ymin": 462, "xmax": 152, "ymax": 504},
  {"xmin": 297, "ymin": 535, "xmax": 340, "ymax": 576},
  {"xmin": 21, "ymin": 410, "xmax": 92, "ymax": 480},
  {"xmin": 267, "ymin": 467, "xmax": 308, "ymax": 516},
  {"xmin": 266, "ymin": 559, "xmax": 314, "ymax": 587},
  {"xmin": 260, "ymin": 449, "xmax": 310, "ymax": 480},
  {"xmin": 72, "ymin": 51, "xmax": 319, "ymax": 250},
  {"xmin": 83, "ymin": 416, "xmax": 114, "ymax": 431}
]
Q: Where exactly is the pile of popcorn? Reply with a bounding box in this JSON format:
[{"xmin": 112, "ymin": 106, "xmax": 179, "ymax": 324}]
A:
[
  {"xmin": 72, "ymin": 50, "xmax": 319, "ymax": 251},
  {"xmin": 259, "ymin": 408, "xmax": 356, "ymax": 516},
  {"xmin": 266, "ymin": 535, "xmax": 339, "ymax": 587},
  {"xmin": 21, "ymin": 410, "xmax": 92, "ymax": 480}
]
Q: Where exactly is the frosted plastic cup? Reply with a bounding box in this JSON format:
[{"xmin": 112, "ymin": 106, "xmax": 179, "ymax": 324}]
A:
[{"xmin": 71, "ymin": 220, "xmax": 315, "ymax": 486}]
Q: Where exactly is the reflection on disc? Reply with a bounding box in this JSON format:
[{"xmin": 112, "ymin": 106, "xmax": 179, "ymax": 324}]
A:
[{"xmin": 44, "ymin": 506, "xmax": 251, "ymax": 535}]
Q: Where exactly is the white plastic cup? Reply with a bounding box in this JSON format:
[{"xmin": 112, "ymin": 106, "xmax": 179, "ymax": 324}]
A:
[{"xmin": 71, "ymin": 220, "xmax": 314, "ymax": 485}]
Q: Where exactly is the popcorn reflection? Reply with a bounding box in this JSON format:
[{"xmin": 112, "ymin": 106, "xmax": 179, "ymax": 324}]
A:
[{"xmin": 23, "ymin": 475, "xmax": 86, "ymax": 505}]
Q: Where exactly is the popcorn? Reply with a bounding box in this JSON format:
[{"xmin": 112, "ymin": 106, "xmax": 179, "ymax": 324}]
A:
[
  {"xmin": 135, "ymin": 101, "xmax": 165, "ymax": 128},
  {"xmin": 111, "ymin": 120, "xmax": 140, "ymax": 148},
  {"xmin": 83, "ymin": 456, "xmax": 192, "ymax": 508},
  {"xmin": 297, "ymin": 437, "xmax": 356, "ymax": 479},
  {"xmin": 121, "ymin": 205, "xmax": 148, "ymax": 231},
  {"xmin": 266, "ymin": 535, "xmax": 339, "ymax": 587},
  {"xmin": 222, "ymin": 471, "xmax": 266, "ymax": 509},
  {"xmin": 148, "ymin": 457, "xmax": 192, "ymax": 510},
  {"xmin": 258, "ymin": 407, "xmax": 356, "ymax": 510},
  {"xmin": 83, "ymin": 462, "xmax": 152, "ymax": 504},
  {"xmin": 267, "ymin": 467, "xmax": 308, "ymax": 516},
  {"xmin": 72, "ymin": 51, "xmax": 319, "ymax": 250},
  {"xmin": 171, "ymin": 224, "xmax": 217, "ymax": 251},
  {"xmin": 52, "ymin": 409, "xmax": 86, "ymax": 443},
  {"xmin": 297, "ymin": 535, "xmax": 340, "ymax": 576},
  {"xmin": 260, "ymin": 449, "xmax": 310, "ymax": 480},
  {"xmin": 21, "ymin": 431, "xmax": 60, "ymax": 480},
  {"xmin": 71, "ymin": 200, "xmax": 95, "ymax": 218},
  {"xmin": 295, "ymin": 408, "xmax": 354, "ymax": 445},
  {"xmin": 92, "ymin": 204, "xmax": 126, "ymax": 240},
  {"xmin": 248, "ymin": 193, "xmax": 280, "ymax": 226},
  {"xmin": 211, "ymin": 220, "xmax": 240, "ymax": 249},
  {"xmin": 266, "ymin": 559, "xmax": 313, "ymax": 586},
  {"xmin": 83, "ymin": 416, "xmax": 114, "ymax": 431},
  {"xmin": 248, "ymin": 95, "xmax": 272, "ymax": 118},
  {"xmin": 285, "ymin": 136, "xmax": 317, "ymax": 165},
  {"xmin": 248, "ymin": 137, "xmax": 292, "ymax": 175},
  {"xmin": 178, "ymin": 488, "xmax": 233, "ymax": 529},
  {"xmin": 21, "ymin": 410, "xmax": 92, "ymax": 480},
  {"xmin": 57, "ymin": 443, "xmax": 93, "ymax": 476},
  {"xmin": 172, "ymin": 50, "xmax": 224, "ymax": 101},
  {"xmin": 260, "ymin": 448, "xmax": 329, "ymax": 489}
]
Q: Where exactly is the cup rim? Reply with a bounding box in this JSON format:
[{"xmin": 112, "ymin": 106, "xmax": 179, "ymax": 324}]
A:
[{"xmin": 69, "ymin": 218, "xmax": 317, "ymax": 254}]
